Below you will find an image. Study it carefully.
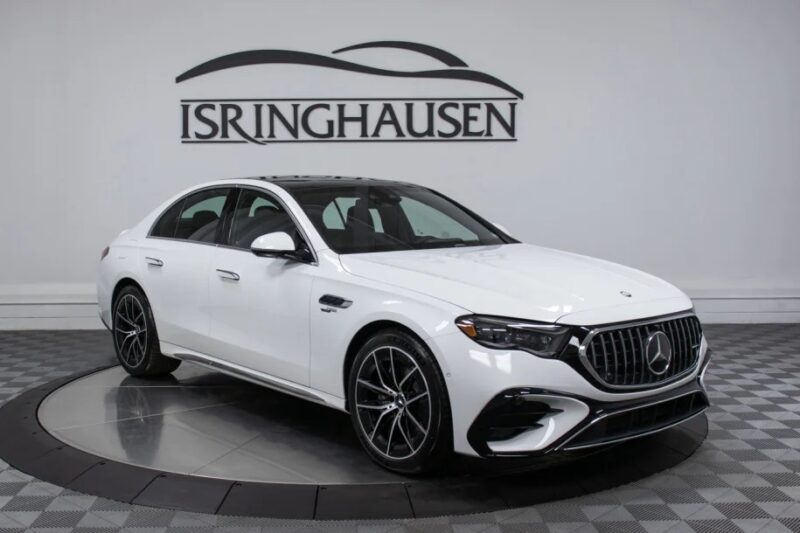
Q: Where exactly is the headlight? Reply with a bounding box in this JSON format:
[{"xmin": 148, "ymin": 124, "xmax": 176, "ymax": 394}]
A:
[{"xmin": 455, "ymin": 315, "xmax": 570, "ymax": 357}]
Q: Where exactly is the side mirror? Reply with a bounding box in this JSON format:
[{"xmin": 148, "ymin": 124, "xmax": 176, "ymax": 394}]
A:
[{"xmin": 251, "ymin": 232, "xmax": 296, "ymax": 257}]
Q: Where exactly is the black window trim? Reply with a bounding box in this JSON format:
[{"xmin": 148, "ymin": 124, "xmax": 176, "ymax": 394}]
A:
[
  {"xmin": 147, "ymin": 185, "xmax": 234, "ymax": 244},
  {"xmin": 216, "ymin": 185, "xmax": 318, "ymax": 265},
  {"xmin": 147, "ymin": 184, "xmax": 318, "ymax": 265}
]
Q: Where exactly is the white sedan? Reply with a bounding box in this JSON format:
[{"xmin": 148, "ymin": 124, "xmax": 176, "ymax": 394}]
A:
[{"xmin": 97, "ymin": 176, "xmax": 710, "ymax": 474}]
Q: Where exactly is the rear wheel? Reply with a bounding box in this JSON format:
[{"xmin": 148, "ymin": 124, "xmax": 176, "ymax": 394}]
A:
[
  {"xmin": 348, "ymin": 329, "xmax": 451, "ymax": 474},
  {"xmin": 112, "ymin": 285, "xmax": 180, "ymax": 377}
]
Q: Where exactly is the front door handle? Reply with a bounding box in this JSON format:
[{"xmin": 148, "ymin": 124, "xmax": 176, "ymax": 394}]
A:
[
  {"xmin": 145, "ymin": 257, "xmax": 164, "ymax": 267},
  {"xmin": 319, "ymin": 294, "xmax": 352, "ymax": 309},
  {"xmin": 216, "ymin": 269, "xmax": 240, "ymax": 281}
]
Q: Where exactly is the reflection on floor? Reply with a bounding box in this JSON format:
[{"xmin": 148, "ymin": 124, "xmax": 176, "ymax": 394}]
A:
[
  {"xmin": 38, "ymin": 365, "xmax": 405, "ymax": 484},
  {"xmin": 1, "ymin": 325, "xmax": 800, "ymax": 531}
]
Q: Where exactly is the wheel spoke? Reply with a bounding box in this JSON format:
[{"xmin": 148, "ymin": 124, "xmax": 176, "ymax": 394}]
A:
[
  {"xmin": 124, "ymin": 336, "xmax": 137, "ymax": 364},
  {"xmin": 389, "ymin": 348, "xmax": 401, "ymax": 390},
  {"xmin": 117, "ymin": 314, "xmax": 136, "ymax": 328},
  {"xmin": 119, "ymin": 332, "xmax": 135, "ymax": 354},
  {"xmin": 369, "ymin": 408, "xmax": 392, "ymax": 442},
  {"xmin": 385, "ymin": 412, "xmax": 400, "ymax": 454},
  {"xmin": 129, "ymin": 344, "xmax": 139, "ymax": 365},
  {"xmin": 357, "ymin": 402, "xmax": 393, "ymax": 410},
  {"xmin": 357, "ymin": 378, "xmax": 390, "ymax": 396},
  {"xmin": 398, "ymin": 366, "xmax": 418, "ymax": 390},
  {"xmin": 371, "ymin": 352, "xmax": 396, "ymax": 394},
  {"xmin": 406, "ymin": 391, "xmax": 428, "ymax": 405},
  {"xmin": 397, "ymin": 416, "xmax": 414, "ymax": 450},
  {"xmin": 128, "ymin": 332, "xmax": 139, "ymax": 357},
  {"xmin": 134, "ymin": 335, "xmax": 146, "ymax": 361},
  {"xmin": 405, "ymin": 408, "xmax": 426, "ymax": 434}
]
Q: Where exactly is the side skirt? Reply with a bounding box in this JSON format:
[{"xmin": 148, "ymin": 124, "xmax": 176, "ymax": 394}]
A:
[{"xmin": 160, "ymin": 342, "xmax": 347, "ymax": 412}]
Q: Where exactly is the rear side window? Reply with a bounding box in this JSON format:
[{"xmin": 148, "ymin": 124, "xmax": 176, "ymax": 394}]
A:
[
  {"xmin": 151, "ymin": 201, "xmax": 183, "ymax": 238},
  {"xmin": 151, "ymin": 188, "xmax": 231, "ymax": 243}
]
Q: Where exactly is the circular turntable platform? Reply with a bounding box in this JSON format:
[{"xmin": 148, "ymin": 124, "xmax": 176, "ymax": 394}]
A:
[
  {"xmin": 38, "ymin": 365, "xmax": 405, "ymax": 485},
  {"xmin": 0, "ymin": 364, "xmax": 708, "ymax": 519}
]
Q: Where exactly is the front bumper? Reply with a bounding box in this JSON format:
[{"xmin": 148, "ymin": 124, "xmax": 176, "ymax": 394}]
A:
[
  {"xmin": 467, "ymin": 375, "xmax": 708, "ymax": 457},
  {"xmin": 429, "ymin": 328, "xmax": 711, "ymax": 457}
]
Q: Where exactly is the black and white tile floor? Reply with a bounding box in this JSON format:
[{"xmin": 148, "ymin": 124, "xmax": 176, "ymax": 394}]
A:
[{"xmin": 1, "ymin": 325, "xmax": 799, "ymax": 532}]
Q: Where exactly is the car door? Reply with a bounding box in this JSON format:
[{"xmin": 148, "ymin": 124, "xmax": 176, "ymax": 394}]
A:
[
  {"xmin": 205, "ymin": 187, "xmax": 315, "ymax": 385},
  {"xmin": 139, "ymin": 186, "xmax": 234, "ymax": 353}
]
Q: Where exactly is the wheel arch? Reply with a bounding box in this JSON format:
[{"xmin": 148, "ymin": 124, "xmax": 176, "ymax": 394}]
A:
[
  {"xmin": 342, "ymin": 320, "xmax": 448, "ymax": 412},
  {"xmin": 111, "ymin": 277, "xmax": 148, "ymax": 308}
]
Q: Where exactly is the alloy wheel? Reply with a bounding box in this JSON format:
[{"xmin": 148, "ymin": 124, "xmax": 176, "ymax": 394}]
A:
[
  {"xmin": 113, "ymin": 294, "xmax": 148, "ymax": 368},
  {"xmin": 354, "ymin": 346, "xmax": 432, "ymax": 460}
]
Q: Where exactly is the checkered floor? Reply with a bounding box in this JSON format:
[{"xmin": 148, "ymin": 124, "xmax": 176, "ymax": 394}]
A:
[{"xmin": 0, "ymin": 325, "xmax": 799, "ymax": 532}]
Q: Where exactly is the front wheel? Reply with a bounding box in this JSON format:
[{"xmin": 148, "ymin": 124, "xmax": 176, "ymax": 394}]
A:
[
  {"xmin": 348, "ymin": 329, "xmax": 452, "ymax": 475},
  {"xmin": 112, "ymin": 285, "xmax": 180, "ymax": 377}
]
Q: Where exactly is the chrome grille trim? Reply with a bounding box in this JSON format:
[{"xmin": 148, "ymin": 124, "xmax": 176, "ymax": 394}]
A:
[{"xmin": 578, "ymin": 312, "xmax": 703, "ymax": 390}]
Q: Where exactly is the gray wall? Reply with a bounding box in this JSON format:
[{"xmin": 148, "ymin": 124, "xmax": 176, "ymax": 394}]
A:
[{"xmin": 1, "ymin": 0, "xmax": 799, "ymax": 327}]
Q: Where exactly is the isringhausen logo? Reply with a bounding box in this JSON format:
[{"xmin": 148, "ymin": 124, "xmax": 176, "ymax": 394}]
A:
[{"xmin": 176, "ymin": 41, "xmax": 523, "ymax": 145}]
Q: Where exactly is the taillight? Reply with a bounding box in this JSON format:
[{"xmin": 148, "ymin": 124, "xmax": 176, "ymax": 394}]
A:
[{"xmin": 100, "ymin": 246, "xmax": 110, "ymax": 260}]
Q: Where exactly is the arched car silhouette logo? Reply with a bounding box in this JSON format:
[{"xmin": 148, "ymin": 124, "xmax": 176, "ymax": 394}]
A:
[{"xmin": 177, "ymin": 41, "xmax": 523, "ymax": 145}]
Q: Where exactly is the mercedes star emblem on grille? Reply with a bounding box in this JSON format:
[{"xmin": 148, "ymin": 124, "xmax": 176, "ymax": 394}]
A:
[{"xmin": 645, "ymin": 331, "xmax": 672, "ymax": 375}]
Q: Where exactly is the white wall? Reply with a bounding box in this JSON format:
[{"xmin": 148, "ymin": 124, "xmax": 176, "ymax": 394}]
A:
[{"xmin": 1, "ymin": 0, "xmax": 799, "ymax": 328}]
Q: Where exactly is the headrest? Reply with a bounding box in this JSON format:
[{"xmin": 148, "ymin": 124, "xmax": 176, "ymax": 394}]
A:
[
  {"xmin": 345, "ymin": 199, "xmax": 373, "ymax": 228},
  {"xmin": 192, "ymin": 210, "xmax": 218, "ymax": 227},
  {"xmin": 254, "ymin": 205, "xmax": 278, "ymax": 217}
]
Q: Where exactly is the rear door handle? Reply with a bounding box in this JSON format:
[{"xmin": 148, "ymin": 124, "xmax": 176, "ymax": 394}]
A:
[
  {"xmin": 216, "ymin": 269, "xmax": 240, "ymax": 281},
  {"xmin": 145, "ymin": 257, "xmax": 164, "ymax": 267}
]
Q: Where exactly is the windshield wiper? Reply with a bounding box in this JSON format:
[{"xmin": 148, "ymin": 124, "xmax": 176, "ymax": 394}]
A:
[{"xmin": 413, "ymin": 237, "xmax": 472, "ymax": 249}]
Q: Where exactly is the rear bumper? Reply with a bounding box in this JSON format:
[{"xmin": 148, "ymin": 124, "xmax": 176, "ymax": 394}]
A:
[{"xmin": 466, "ymin": 351, "xmax": 711, "ymax": 457}]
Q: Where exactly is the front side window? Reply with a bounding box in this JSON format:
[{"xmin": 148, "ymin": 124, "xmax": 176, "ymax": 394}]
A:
[
  {"xmin": 228, "ymin": 188, "xmax": 299, "ymax": 249},
  {"xmin": 287, "ymin": 184, "xmax": 508, "ymax": 254},
  {"xmin": 151, "ymin": 188, "xmax": 230, "ymax": 243}
]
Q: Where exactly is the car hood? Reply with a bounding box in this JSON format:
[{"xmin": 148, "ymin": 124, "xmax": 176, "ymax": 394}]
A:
[{"xmin": 339, "ymin": 243, "xmax": 692, "ymax": 325}]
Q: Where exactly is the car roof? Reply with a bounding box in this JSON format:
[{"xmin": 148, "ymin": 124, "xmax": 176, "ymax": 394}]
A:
[{"xmin": 236, "ymin": 175, "xmax": 417, "ymax": 189}]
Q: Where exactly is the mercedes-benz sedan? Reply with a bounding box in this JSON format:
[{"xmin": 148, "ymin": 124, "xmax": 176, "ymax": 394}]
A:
[{"xmin": 97, "ymin": 176, "xmax": 711, "ymax": 474}]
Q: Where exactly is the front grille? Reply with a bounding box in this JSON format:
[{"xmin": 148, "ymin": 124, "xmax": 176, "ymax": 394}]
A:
[
  {"xmin": 581, "ymin": 315, "xmax": 703, "ymax": 389},
  {"xmin": 563, "ymin": 390, "xmax": 708, "ymax": 450}
]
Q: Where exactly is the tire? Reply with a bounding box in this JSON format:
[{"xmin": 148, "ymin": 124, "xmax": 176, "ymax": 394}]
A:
[
  {"xmin": 347, "ymin": 329, "xmax": 452, "ymax": 475},
  {"xmin": 112, "ymin": 285, "xmax": 180, "ymax": 377}
]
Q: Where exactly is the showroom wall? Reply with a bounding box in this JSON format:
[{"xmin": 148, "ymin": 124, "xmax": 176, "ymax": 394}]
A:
[{"xmin": 1, "ymin": 0, "xmax": 799, "ymax": 327}]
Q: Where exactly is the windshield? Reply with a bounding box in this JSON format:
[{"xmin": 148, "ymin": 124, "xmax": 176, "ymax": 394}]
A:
[{"xmin": 286, "ymin": 183, "xmax": 510, "ymax": 254}]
